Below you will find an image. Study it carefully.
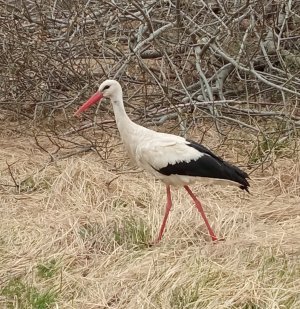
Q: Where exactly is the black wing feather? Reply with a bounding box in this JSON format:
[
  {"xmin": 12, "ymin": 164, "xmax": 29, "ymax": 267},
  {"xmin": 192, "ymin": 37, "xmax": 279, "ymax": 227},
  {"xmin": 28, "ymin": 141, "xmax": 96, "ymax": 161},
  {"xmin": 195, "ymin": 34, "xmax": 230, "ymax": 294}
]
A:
[{"xmin": 158, "ymin": 140, "xmax": 250, "ymax": 192}]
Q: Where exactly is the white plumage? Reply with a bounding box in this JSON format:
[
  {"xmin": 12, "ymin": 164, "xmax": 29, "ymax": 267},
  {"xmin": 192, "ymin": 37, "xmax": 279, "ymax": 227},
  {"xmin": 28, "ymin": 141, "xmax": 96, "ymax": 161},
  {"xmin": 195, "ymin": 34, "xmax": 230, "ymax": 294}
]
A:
[
  {"xmin": 75, "ymin": 80, "xmax": 250, "ymax": 243},
  {"xmin": 136, "ymin": 134, "xmax": 205, "ymax": 185}
]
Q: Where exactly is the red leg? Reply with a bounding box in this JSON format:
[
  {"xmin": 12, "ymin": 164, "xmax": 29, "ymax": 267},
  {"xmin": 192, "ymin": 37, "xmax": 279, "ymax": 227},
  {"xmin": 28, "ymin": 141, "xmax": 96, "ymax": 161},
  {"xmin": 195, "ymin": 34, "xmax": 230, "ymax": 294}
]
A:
[
  {"xmin": 184, "ymin": 185, "xmax": 218, "ymax": 241},
  {"xmin": 155, "ymin": 185, "xmax": 172, "ymax": 243}
]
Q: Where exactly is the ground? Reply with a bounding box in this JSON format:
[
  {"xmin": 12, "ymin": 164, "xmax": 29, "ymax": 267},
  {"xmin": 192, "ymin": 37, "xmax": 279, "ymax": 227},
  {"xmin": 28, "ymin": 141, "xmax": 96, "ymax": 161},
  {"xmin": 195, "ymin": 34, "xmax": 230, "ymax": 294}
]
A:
[{"xmin": 0, "ymin": 120, "xmax": 299, "ymax": 309}]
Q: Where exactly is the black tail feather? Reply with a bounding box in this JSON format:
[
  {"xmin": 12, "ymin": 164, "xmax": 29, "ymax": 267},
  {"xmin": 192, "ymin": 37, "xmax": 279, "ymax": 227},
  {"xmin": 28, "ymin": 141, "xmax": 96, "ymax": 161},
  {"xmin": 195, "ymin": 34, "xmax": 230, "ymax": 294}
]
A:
[{"xmin": 222, "ymin": 161, "xmax": 250, "ymax": 193}]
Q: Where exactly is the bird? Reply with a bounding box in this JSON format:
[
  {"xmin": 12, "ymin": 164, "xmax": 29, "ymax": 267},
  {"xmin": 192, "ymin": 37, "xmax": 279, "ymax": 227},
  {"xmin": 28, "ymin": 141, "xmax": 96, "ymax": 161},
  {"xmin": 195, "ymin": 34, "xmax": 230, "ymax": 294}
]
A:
[{"xmin": 75, "ymin": 80, "xmax": 250, "ymax": 243}]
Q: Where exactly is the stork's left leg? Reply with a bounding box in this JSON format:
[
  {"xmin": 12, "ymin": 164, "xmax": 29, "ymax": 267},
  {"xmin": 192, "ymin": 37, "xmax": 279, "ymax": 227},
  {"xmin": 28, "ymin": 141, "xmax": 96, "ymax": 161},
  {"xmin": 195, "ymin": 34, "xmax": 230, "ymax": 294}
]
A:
[
  {"xmin": 184, "ymin": 185, "xmax": 218, "ymax": 241},
  {"xmin": 155, "ymin": 185, "xmax": 172, "ymax": 243}
]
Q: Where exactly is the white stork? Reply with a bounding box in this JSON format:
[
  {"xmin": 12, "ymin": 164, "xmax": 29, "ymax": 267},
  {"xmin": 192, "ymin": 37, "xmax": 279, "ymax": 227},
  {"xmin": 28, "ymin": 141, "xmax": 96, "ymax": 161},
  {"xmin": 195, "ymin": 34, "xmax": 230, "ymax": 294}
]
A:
[{"xmin": 75, "ymin": 80, "xmax": 250, "ymax": 243}]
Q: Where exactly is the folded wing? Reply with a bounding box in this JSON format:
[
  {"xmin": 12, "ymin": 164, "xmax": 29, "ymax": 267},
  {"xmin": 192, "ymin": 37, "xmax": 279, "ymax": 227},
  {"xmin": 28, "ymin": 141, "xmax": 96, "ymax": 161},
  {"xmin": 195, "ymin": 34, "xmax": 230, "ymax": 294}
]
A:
[{"xmin": 136, "ymin": 135, "xmax": 250, "ymax": 192}]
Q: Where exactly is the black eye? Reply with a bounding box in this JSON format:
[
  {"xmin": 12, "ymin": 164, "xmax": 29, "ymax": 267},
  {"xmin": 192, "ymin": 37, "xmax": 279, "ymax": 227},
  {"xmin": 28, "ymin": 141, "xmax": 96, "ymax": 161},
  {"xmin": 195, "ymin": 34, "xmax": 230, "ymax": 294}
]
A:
[{"xmin": 102, "ymin": 85, "xmax": 110, "ymax": 91}]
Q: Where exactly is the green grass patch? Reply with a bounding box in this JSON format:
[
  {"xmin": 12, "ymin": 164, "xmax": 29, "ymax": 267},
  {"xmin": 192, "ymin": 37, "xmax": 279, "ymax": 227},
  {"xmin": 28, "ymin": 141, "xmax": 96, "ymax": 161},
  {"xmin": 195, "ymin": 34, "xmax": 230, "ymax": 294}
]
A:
[
  {"xmin": 78, "ymin": 222, "xmax": 102, "ymax": 241},
  {"xmin": 113, "ymin": 198, "xmax": 128, "ymax": 208},
  {"xmin": 240, "ymin": 303, "xmax": 263, "ymax": 309},
  {"xmin": 1, "ymin": 277, "xmax": 57, "ymax": 309},
  {"xmin": 170, "ymin": 285, "xmax": 207, "ymax": 309},
  {"xmin": 19, "ymin": 175, "xmax": 53, "ymax": 193},
  {"xmin": 37, "ymin": 259, "xmax": 58, "ymax": 279},
  {"xmin": 113, "ymin": 216, "xmax": 151, "ymax": 248},
  {"xmin": 248, "ymin": 135, "xmax": 290, "ymax": 164}
]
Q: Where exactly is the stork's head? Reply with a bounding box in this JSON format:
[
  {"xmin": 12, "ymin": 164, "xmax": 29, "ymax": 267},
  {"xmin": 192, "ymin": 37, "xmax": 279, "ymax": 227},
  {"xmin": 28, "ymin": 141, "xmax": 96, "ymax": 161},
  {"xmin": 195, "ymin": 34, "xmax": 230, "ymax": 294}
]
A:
[{"xmin": 75, "ymin": 80, "xmax": 122, "ymax": 116}]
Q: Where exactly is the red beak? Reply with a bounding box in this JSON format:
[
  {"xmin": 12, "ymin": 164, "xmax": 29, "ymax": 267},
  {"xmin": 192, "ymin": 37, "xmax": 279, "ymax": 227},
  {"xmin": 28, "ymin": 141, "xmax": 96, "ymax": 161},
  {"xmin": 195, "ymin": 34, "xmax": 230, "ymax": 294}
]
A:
[{"xmin": 74, "ymin": 92, "xmax": 103, "ymax": 117}]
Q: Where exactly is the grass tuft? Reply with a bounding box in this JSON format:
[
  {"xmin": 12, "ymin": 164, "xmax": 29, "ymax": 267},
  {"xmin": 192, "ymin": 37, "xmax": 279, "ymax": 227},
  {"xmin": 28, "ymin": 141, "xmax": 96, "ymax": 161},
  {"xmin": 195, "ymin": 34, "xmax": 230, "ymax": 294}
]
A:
[
  {"xmin": 240, "ymin": 303, "xmax": 263, "ymax": 309},
  {"xmin": 113, "ymin": 216, "xmax": 151, "ymax": 248},
  {"xmin": 1, "ymin": 277, "xmax": 57, "ymax": 309},
  {"xmin": 170, "ymin": 285, "xmax": 206, "ymax": 309},
  {"xmin": 37, "ymin": 259, "xmax": 58, "ymax": 279}
]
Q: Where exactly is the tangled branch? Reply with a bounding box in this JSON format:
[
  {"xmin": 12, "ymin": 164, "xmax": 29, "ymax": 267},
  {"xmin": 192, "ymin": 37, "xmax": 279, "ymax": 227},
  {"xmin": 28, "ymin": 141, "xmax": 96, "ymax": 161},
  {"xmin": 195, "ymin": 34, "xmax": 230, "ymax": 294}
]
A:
[{"xmin": 0, "ymin": 0, "xmax": 299, "ymax": 163}]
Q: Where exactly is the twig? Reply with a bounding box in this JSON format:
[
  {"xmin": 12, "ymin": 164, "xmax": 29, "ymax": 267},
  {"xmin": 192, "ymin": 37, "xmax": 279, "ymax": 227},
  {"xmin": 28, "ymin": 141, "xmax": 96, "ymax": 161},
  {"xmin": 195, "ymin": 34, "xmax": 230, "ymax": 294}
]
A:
[{"xmin": 5, "ymin": 161, "xmax": 19, "ymax": 190}]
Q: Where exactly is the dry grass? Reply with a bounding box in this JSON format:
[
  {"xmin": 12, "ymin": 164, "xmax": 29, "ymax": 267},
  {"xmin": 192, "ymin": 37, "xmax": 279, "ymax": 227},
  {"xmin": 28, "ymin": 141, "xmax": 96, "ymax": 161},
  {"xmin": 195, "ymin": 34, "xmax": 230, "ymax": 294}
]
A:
[{"xmin": 0, "ymin": 124, "xmax": 300, "ymax": 309}]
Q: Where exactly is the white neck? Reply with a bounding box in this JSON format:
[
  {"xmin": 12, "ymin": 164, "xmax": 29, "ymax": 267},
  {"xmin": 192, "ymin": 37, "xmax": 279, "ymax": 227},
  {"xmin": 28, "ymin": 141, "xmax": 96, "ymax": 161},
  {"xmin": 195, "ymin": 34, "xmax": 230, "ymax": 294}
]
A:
[
  {"xmin": 110, "ymin": 93, "xmax": 136, "ymax": 137},
  {"xmin": 108, "ymin": 86, "xmax": 149, "ymax": 158}
]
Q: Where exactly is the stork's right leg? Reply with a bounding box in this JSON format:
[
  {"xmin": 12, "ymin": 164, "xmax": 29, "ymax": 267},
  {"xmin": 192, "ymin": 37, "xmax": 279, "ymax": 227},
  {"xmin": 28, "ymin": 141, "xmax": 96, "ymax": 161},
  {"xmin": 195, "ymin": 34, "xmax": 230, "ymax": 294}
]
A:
[
  {"xmin": 184, "ymin": 185, "xmax": 218, "ymax": 241},
  {"xmin": 155, "ymin": 185, "xmax": 172, "ymax": 243}
]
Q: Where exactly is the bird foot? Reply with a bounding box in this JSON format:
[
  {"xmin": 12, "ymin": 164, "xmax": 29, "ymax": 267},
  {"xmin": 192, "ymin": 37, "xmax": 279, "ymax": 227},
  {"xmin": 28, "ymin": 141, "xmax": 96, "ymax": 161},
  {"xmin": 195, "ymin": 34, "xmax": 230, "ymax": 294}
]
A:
[{"xmin": 212, "ymin": 237, "xmax": 225, "ymax": 243}]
